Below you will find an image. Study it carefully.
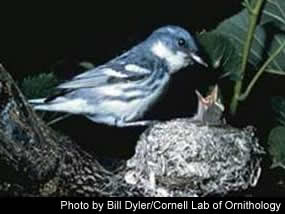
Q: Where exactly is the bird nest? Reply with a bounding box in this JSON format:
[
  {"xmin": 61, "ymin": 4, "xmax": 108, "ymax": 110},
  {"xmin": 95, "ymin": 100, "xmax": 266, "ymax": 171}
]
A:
[{"xmin": 124, "ymin": 119, "xmax": 264, "ymax": 197}]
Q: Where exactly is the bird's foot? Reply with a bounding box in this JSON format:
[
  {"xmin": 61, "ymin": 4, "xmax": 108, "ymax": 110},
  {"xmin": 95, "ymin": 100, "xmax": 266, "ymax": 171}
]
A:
[{"xmin": 116, "ymin": 120, "xmax": 159, "ymax": 127}]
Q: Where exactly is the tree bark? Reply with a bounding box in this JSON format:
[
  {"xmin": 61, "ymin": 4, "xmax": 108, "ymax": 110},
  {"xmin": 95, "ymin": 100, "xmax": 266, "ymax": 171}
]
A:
[{"xmin": 0, "ymin": 64, "xmax": 138, "ymax": 196}]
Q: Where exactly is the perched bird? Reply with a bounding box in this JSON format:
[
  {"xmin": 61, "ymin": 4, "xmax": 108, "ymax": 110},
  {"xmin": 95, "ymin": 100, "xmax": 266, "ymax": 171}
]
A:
[{"xmin": 29, "ymin": 25, "xmax": 207, "ymax": 127}]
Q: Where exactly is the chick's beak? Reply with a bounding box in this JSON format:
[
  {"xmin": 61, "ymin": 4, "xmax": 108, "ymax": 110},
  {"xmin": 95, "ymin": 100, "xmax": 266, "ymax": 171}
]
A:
[{"xmin": 190, "ymin": 52, "xmax": 208, "ymax": 67}]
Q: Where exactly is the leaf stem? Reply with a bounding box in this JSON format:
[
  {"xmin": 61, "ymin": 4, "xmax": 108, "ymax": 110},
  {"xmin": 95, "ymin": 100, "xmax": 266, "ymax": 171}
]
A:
[
  {"xmin": 230, "ymin": 0, "xmax": 265, "ymax": 115},
  {"xmin": 239, "ymin": 41, "xmax": 285, "ymax": 101}
]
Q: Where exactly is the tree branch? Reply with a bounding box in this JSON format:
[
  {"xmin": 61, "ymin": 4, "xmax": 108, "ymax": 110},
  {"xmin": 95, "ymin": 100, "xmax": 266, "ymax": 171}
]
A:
[{"xmin": 0, "ymin": 64, "xmax": 138, "ymax": 196}]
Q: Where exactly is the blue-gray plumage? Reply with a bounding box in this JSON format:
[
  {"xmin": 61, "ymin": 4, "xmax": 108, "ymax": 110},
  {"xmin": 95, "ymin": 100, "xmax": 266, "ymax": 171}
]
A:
[{"xmin": 29, "ymin": 25, "xmax": 207, "ymax": 127}]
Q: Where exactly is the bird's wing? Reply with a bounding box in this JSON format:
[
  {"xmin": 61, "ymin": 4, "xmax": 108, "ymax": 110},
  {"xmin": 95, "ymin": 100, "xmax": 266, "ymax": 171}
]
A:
[{"xmin": 57, "ymin": 63, "xmax": 151, "ymax": 89}]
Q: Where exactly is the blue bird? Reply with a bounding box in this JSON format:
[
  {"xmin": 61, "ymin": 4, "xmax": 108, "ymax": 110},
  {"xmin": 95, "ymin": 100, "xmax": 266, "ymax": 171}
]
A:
[{"xmin": 29, "ymin": 25, "xmax": 207, "ymax": 127}]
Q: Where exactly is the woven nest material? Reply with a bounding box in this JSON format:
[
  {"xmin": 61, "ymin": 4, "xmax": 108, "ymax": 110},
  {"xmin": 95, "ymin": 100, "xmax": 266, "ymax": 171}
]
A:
[{"xmin": 124, "ymin": 119, "xmax": 265, "ymax": 197}]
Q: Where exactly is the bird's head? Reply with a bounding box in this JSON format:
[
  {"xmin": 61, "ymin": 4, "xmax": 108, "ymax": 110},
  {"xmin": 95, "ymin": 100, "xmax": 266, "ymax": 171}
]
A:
[{"xmin": 147, "ymin": 25, "xmax": 207, "ymax": 74}]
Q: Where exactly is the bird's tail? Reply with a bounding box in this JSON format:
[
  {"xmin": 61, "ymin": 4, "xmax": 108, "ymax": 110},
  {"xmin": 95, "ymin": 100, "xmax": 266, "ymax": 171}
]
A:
[
  {"xmin": 29, "ymin": 98, "xmax": 46, "ymax": 105},
  {"xmin": 28, "ymin": 98, "xmax": 52, "ymax": 111}
]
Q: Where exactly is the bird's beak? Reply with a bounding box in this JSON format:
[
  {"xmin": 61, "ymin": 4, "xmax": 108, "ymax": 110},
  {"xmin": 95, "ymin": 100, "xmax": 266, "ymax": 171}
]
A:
[{"xmin": 190, "ymin": 52, "xmax": 208, "ymax": 67}]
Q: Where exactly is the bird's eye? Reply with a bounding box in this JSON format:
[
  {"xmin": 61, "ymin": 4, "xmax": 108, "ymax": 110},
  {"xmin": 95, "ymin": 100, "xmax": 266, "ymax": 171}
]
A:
[{"xmin": 178, "ymin": 38, "xmax": 186, "ymax": 46}]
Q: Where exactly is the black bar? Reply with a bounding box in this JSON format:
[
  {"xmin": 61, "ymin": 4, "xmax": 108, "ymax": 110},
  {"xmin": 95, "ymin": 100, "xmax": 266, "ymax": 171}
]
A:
[{"xmin": 0, "ymin": 197, "xmax": 284, "ymax": 213}]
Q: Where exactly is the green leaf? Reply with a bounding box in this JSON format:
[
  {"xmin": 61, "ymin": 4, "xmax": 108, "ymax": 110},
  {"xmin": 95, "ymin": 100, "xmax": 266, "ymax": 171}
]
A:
[
  {"xmin": 21, "ymin": 72, "xmax": 59, "ymax": 99},
  {"xmin": 215, "ymin": 0, "xmax": 285, "ymax": 75},
  {"xmin": 260, "ymin": 0, "xmax": 285, "ymax": 28},
  {"xmin": 268, "ymin": 126, "xmax": 285, "ymax": 169},
  {"xmin": 79, "ymin": 61, "xmax": 95, "ymax": 70},
  {"xmin": 198, "ymin": 32, "xmax": 241, "ymax": 80},
  {"xmin": 272, "ymin": 96, "xmax": 285, "ymax": 126}
]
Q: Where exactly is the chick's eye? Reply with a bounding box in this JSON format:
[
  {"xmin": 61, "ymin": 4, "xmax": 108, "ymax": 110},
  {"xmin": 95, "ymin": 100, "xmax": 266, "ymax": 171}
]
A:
[{"xmin": 178, "ymin": 38, "xmax": 186, "ymax": 46}]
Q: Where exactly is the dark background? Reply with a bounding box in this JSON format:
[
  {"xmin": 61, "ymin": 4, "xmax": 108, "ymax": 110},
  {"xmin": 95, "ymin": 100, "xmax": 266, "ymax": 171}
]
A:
[{"xmin": 0, "ymin": 1, "xmax": 242, "ymax": 80}]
